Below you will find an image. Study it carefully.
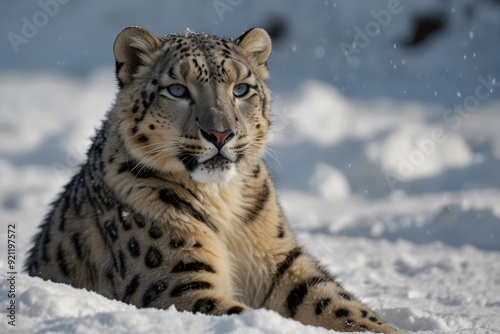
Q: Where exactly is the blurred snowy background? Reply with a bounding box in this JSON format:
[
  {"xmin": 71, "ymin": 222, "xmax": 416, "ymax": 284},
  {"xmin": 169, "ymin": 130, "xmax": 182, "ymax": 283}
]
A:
[{"xmin": 1, "ymin": 1, "xmax": 499, "ymax": 333}]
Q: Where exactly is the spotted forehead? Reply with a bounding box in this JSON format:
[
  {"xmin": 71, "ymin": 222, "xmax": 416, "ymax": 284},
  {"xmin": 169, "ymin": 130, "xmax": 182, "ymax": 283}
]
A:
[{"xmin": 158, "ymin": 34, "xmax": 249, "ymax": 83}]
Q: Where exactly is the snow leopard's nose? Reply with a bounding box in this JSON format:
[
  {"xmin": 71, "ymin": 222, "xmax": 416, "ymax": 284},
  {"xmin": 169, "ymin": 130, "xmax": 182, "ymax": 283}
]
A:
[{"xmin": 200, "ymin": 129, "xmax": 235, "ymax": 150}]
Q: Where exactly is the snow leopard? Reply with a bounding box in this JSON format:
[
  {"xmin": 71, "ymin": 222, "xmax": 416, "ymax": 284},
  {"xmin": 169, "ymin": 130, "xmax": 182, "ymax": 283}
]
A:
[{"xmin": 25, "ymin": 26, "xmax": 402, "ymax": 333}]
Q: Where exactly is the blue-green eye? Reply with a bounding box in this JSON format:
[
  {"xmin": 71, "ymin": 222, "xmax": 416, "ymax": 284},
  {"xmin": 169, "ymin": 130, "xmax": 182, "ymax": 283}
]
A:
[
  {"xmin": 233, "ymin": 83, "xmax": 249, "ymax": 97},
  {"xmin": 167, "ymin": 84, "xmax": 190, "ymax": 98}
]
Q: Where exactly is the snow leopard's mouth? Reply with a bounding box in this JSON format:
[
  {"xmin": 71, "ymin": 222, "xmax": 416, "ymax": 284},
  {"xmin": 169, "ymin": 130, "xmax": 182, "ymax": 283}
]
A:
[
  {"xmin": 197, "ymin": 153, "xmax": 236, "ymax": 176},
  {"xmin": 204, "ymin": 154, "xmax": 233, "ymax": 165},
  {"xmin": 178, "ymin": 152, "xmax": 237, "ymax": 184},
  {"xmin": 200, "ymin": 154, "xmax": 235, "ymax": 172},
  {"xmin": 180, "ymin": 152, "xmax": 234, "ymax": 168}
]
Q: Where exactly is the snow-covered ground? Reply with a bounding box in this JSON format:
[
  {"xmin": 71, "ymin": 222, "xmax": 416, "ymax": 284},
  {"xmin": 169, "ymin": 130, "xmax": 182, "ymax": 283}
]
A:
[{"xmin": 1, "ymin": 1, "xmax": 499, "ymax": 333}]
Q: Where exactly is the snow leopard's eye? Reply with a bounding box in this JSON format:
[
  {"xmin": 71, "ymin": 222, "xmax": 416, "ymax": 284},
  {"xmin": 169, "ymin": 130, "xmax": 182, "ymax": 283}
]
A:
[
  {"xmin": 233, "ymin": 83, "xmax": 249, "ymax": 97},
  {"xmin": 165, "ymin": 84, "xmax": 190, "ymax": 99}
]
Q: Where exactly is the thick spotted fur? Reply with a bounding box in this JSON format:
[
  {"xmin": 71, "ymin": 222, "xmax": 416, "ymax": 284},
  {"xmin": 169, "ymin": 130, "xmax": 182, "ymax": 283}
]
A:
[{"xmin": 25, "ymin": 27, "xmax": 402, "ymax": 333}]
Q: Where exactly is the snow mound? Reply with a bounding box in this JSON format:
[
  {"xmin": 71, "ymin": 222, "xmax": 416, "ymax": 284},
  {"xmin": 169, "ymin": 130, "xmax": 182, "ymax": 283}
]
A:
[
  {"xmin": 309, "ymin": 163, "xmax": 351, "ymax": 201},
  {"xmin": 380, "ymin": 125, "xmax": 473, "ymax": 181},
  {"xmin": 1, "ymin": 274, "xmax": 333, "ymax": 334}
]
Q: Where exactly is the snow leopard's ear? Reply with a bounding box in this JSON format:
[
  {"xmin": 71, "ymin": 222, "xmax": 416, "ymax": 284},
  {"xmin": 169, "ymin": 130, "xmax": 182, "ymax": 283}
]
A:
[
  {"xmin": 235, "ymin": 28, "xmax": 272, "ymax": 69},
  {"xmin": 114, "ymin": 27, "xmax": 161, "ymax": 88}
]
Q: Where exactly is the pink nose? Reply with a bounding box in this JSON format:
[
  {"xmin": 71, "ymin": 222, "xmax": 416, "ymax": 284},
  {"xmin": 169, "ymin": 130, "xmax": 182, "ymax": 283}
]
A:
[{"xmin": 200, "ymin": 129, "xmax": 235, "ymax": 149}]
